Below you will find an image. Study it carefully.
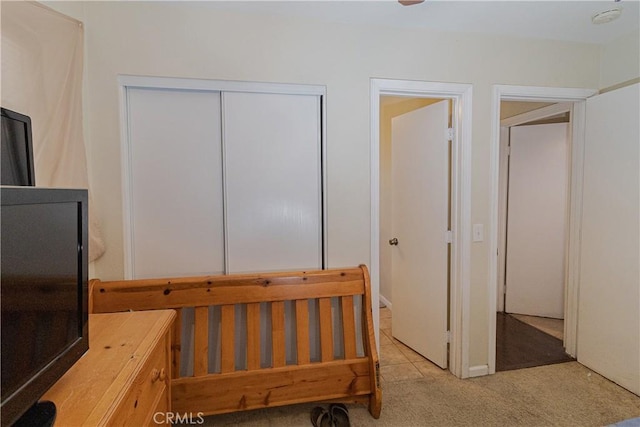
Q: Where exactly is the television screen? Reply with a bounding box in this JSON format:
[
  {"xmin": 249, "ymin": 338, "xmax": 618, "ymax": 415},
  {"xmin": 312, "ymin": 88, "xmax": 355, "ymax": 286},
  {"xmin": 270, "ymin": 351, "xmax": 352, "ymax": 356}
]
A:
[
  {"xmin": 1, "ymin": 108, "xmax": 35, "ymax": 186},
  {"xmin": 0, "ymin": 187, "xmax": 88, "ymax": 426}
]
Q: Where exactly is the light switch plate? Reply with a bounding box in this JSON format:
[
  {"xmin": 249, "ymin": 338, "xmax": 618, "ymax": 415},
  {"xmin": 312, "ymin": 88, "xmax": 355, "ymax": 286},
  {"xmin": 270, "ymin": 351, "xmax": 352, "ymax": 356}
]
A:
[{"xmin": 473, "ymin": 224, "xmax": 484, "ymax": 242}]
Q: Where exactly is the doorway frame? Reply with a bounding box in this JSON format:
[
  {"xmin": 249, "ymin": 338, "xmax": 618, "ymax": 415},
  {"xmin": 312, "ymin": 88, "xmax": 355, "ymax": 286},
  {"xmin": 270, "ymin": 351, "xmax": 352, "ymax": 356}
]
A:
[
  {"xmin": 370, "ymin": 78, "xmax": 472, "ymax": 379},
  {"xmin": 488, "ymin": 85, "xmax": 597, "ymax": 374}
]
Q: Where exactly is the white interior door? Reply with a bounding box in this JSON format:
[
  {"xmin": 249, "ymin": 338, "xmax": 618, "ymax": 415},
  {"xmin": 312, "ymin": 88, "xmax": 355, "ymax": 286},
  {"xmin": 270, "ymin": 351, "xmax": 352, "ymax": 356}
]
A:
[
  {"xmin": 391, "ymin": 100, "xmax": 449, "ymax": 369},
  {"xmin": 126, "ymin": 88, "xmax": 224, "ymax": 279},
  {"xmin": 505, "ymin": 123, "xmax": 568, "ymax": 319},
  {"xmin": 578, "ymin": 83, "xmax": 639, "ymax": 395}
]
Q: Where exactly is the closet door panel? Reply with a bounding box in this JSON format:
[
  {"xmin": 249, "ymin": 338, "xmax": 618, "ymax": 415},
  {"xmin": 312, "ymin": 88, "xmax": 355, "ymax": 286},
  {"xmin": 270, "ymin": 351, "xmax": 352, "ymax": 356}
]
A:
[
  {"xmin": 223, "ymin": 92, "xmax": 322, "ymax": 273},
  {"xmin": 126, "ymin": 88, "xmax": 224, "ymax": 279}
]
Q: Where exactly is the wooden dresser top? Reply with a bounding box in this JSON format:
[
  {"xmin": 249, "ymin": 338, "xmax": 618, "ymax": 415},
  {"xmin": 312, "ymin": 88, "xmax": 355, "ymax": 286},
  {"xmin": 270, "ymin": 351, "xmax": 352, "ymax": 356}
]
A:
[{"xmin": 42, "ymin": 310, "xmax": 175, "ymax": 426}]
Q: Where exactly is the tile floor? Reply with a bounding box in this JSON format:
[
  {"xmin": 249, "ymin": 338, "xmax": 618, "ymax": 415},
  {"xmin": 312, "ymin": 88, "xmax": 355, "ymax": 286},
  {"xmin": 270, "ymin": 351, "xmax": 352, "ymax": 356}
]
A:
[
  {"xmin": 378, "ymin": 308, "xmax": 565, "ymax": 383},
  {"xmin": 378, "ymin": 307, "xmax": 448, "ymax": 383}
]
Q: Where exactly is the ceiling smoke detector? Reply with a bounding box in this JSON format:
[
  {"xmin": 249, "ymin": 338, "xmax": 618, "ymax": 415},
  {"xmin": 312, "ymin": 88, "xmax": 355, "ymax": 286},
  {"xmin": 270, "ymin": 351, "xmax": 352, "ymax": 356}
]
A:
[{"xmin": 592, "ymin": 8, "xmax": 622, "ymax": 24}]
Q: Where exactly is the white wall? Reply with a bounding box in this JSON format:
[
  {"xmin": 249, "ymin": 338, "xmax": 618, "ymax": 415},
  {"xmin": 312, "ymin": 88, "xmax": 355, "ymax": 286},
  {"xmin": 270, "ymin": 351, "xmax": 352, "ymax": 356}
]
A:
[
  {"xmin": 41, "ymin": 1, "xmax": 84, "ymax": 21},
  {"xmin": 55, "ymin": 1, "xmax": 607, "ymax": 368},
  {"xmin": 599, "ymin": 29, "xmax": 640, "ymax": 89}
]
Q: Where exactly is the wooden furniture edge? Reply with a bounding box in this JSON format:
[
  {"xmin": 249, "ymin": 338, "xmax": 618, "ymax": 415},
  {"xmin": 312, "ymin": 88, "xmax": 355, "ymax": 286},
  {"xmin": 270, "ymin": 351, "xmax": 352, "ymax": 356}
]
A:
[
  {"xmin": 42, "ymin": 310, "xmax": 176, "ymax": 426},
  {"xmin": 90, "ymin": 266, "xmax": 381, "ymax": 419},
  {"xmin": 360, "ymin": 264, "xmax": 382, "ymax": 418}
]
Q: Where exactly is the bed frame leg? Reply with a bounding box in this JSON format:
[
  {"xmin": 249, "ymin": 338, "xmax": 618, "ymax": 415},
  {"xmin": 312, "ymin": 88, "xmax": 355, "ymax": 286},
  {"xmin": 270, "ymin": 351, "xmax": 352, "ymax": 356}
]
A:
[{"xmin": 368, "ymin": 360, "xmax": 382, "ymax": 418}]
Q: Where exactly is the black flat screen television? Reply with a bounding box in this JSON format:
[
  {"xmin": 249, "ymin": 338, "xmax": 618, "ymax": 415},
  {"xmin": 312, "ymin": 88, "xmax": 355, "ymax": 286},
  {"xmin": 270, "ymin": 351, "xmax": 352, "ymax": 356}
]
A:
[
  {"xmin": 1, "ymin": 186, "xmax": 89, "ymax": 426},
  {"xmin": 1, "ymin": 108, "xmax": 35, "ymax": 186}
]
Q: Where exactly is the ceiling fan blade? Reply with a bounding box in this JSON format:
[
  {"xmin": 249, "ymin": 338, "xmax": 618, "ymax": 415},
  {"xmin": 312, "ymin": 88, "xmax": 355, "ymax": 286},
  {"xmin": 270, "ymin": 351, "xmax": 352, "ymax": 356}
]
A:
[{"xmin": 398, "ymin": 0, "xmax": 425, "ymax": 5}]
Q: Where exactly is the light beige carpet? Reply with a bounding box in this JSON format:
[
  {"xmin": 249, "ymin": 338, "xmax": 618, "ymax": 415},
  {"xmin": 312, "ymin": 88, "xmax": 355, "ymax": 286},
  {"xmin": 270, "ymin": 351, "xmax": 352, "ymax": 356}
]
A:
[{"xmin": 202, "ymin": 362, "xmax": 640, "ymax": 426}]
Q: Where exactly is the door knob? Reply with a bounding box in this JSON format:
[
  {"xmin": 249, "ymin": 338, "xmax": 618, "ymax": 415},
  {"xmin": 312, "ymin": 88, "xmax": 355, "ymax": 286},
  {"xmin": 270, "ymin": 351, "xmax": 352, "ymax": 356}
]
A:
[{"xmin": 389, "ymin": 238, "xmax": 399, "ymax": 246}]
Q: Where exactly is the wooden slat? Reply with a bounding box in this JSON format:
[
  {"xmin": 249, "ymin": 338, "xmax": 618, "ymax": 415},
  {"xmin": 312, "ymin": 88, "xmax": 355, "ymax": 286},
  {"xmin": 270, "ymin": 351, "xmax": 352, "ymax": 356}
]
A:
[
  {"xmin": 359, "ymin": 264, "xmax": 382, "ymax": 418},
  {"xmin": 194, "ymin": 306, "xmax": 209, "ymax": 376},
  {"xmin": 295, "ymin": 300, "xmax": 310, "ymax": 365},
  {"xmin": 171, "ymin": 358, "xmax": 371, "ymax": 416},
  {"xmin": 91, "ymin": 267, "xmax": 365, "ymax": 314},
  {"xmin": 318, "ymin": 298, "xmax": 334, "ymax": 362},
  {"xmin": 247, "ymin": 303, "xmax": 261, "ymax": 370},
  {"xmin": 92, "ymin": 279, "xmax": 365, "ymax": 313},
  {"xmin": 220, "ymin": 305, "xmax": 235, "ymax": 373},
  {"xmin": 271, "ymin": 301, "xmax": 286, "ymax": 368},
  {"xmin": 94, "ymin": 267, "xmax": 363, "ymax": 291},
  {"xmin": 341, "ymin": 295, "xmax": 357, "ymax": 359},
  {"xmin": 172, "ymin": 308, "xmax": 183, "ymax": 379}
]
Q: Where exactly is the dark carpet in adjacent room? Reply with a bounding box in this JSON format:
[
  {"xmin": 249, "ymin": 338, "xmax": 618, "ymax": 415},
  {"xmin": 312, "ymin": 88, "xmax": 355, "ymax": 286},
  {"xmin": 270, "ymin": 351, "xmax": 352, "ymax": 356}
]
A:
[{"xmin": 496, "ymin": 312, "xmax": 574, "ymax": 372}]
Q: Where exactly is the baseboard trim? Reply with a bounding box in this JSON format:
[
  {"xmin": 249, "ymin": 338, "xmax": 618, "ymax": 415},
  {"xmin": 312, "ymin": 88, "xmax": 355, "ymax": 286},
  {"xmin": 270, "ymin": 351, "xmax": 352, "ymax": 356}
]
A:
[
  {"xmin": 379, "ymin": 295, "xmax": 392, "ymax": 311},
  {"xmin": 468, "ymin": 365, "xmax": 489, "ymax": 378}
]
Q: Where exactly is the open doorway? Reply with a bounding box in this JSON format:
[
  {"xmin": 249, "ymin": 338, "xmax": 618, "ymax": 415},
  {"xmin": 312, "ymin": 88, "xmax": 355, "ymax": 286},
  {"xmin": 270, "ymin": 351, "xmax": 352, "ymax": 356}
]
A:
[
  {"xmin": 495, "ymin": 101, "xmax": 575, "ymax": 371},
  {"xmin": 488, "ymin": 85, "xmax": 598, "ymax": 376},
  {"xmin": 370, "ymin": 79, "xmax": 472, "ymax": 379}
]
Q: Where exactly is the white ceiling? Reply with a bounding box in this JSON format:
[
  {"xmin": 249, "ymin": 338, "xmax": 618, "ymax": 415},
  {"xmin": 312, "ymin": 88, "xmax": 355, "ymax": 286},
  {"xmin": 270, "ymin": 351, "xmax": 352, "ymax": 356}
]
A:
[{"xmin": 208, "ymin": 0, "xmax": 640, "ymax": 45}]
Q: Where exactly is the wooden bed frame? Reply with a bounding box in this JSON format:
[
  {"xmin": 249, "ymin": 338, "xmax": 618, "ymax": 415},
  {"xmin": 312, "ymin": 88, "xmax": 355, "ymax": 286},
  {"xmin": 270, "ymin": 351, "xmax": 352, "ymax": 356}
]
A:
[{"xmin": 90, "ymin": 265, "xmax": 381, "ymax": 419}]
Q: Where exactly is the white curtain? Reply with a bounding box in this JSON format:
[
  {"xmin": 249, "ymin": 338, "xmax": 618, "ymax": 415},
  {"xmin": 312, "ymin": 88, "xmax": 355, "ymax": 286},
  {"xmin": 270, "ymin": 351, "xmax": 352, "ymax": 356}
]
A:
[{"xmin": 1, "ymin": 1, "xmax": 105, "ymax": 261}]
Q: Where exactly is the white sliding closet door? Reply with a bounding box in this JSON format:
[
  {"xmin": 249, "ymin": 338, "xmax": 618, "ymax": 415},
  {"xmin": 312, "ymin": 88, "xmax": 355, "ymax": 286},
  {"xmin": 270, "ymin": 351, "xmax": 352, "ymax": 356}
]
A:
[
  {"xmin": 126, "ymin": 88, "xmax": 224, "ymax": 279},
  {"xmin": 222, "ymin": 92, "xmax": 322, "ymax": 273},
  {"xmin": 123, "ymin": 80, "xmax": 326, "ymax": 373}
]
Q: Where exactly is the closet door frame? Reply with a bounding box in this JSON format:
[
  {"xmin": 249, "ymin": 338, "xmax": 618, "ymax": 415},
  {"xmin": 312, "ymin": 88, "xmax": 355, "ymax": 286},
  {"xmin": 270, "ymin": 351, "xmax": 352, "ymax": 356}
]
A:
[{"xmin": 118, "ymin": 75, "xmax": 327, "ymax": 279}]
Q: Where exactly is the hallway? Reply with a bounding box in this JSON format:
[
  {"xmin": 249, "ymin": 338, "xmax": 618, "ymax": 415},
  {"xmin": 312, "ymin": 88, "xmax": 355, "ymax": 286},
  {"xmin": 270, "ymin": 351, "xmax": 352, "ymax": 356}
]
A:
[{"xmin": 496, "ymin": 312, "xmax": 574, "ymax": 371}]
